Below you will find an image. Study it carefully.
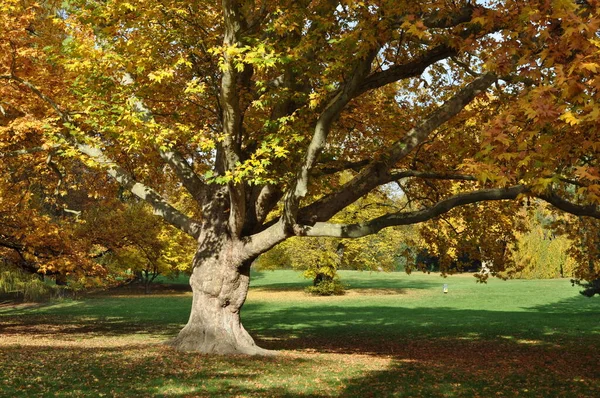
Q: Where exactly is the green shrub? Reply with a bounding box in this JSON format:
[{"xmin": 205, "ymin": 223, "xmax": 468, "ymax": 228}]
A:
[
  {"xmin": 305, "ymin": 279, "xmax": 346, "ymax": 296},
  {"xmin": 572, "ymin": 278, "xmax": 600, "ymax": 297}
]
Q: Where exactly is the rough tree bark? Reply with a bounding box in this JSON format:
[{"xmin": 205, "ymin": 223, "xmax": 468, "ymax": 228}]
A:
[
  {"xmin": 167, "ymin": 185, "xmax": 285, "ymax": 355},
  {"xmin": 169, "ymin": 240, "xmax": 271, "ymax": 355}
]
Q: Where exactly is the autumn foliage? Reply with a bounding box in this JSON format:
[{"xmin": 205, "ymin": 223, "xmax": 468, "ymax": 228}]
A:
[{"xmin": 2, "ymin": 0, "xmax": 600, "ymax": 353}]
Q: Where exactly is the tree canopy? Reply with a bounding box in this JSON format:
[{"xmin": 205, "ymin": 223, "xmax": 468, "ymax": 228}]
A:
[{"xmin": 2, "ymin": 0, "xmax": 600, "ymax": 354}]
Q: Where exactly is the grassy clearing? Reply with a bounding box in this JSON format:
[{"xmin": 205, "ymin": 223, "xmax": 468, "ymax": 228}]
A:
[{"xmin": 1, "ymin": 271, "xmax": 599, "ymax": 397}]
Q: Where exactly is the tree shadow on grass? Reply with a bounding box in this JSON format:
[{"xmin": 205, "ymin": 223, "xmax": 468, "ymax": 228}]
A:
[
  {"xmin": 0, "ymin": 344, "xmax": 327, "ymax": 398},
  {"xmin": 338, "ymin": 340, "xmax": 600, "ymax": 398},
  {"xmin": 93, "ymin": 282, "xmax": 193, "ymax": 296},
  {"xmin": 0, "ymin": 296, "xmax": 192, "ymax": 338},
  {"xmin": 527, "ymin": 294, "xmax": 600, "ymax": 314},
  {"xmin": 0, "ymin": 316, "xmax": 185, "ymax": 338},
  {"xmin": 248, "ymin": 277, "xmax": 440, "ymax": 294},
  {"xmin": 249, "ymin": 282, "xmax": 310, "ymax": 292},
  {"xmin": 0, "ymin": 295, "xmax": 599, "ymax": 397},
  {"xmin": 243, "ymin": 294, "xmax": 600, "ymax": 354},
  {"xmin": 250, "ymin": 276, "xmax": 311, "ymax": 291},
  {"xmin": 2, "ymin": 293, "xmax": 596, "ymax": 350},
  {"xmin": 244, "ymin": 296, "xmax": 600, "ymax": 397}
]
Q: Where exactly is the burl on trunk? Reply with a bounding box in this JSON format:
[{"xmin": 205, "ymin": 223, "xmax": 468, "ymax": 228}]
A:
[{"xmin": 169, "ymin": 240, "xmax": 273, "ymax": 355}]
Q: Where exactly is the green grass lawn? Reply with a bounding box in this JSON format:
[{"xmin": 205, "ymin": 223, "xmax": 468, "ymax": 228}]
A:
[{"xmin": 1, "ymin": 271, "xmax": 599, "ymax": 397}]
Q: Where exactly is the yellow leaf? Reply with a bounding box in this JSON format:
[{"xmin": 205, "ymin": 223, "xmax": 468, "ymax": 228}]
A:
[
  {"xmin": 585, "ymin": 106, "xmax": 600, "ymax": 122},
  {"xmin": 552, "ymin": 0, "xmax": 577, "ymax": 12},
  {"xmin": 581, "ymin": 62, "xmax": 599, "ymax": 73},
  {"xmin": 560, "ymin": 111, "xmax": 580, "ymax": 126}
]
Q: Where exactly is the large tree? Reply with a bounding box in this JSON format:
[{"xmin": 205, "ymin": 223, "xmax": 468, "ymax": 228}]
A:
[{"xmin": 2, "ymin": 0, "xmax": 600, "ymax": 355}]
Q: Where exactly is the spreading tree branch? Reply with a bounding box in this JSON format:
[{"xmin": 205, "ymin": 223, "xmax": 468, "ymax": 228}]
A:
[
  {"xmin": 299, "ymin": 185, "xmax": 527, "ymax": 238},
  {"xmin": 390, "ymin": 170, "xmax": 477, "ymax": 181},
  {"xmin": 159, "ymin": 150, "xmax": 207, "ymax": 202},
  {"xmin": 0, "ymin": 75, "xmax": 66, "ymax": 121},
  {"xmin": 297, "ymin": 187, "xmax": 600, "ymax": 240},
  {"xmin": 119, "ymin": 72, "xmax": 209, "ymax": 202},
  {"xmin": 76, "ymin": 144, "xmax": 201, "ymax": 238},
  {"xmin": 282, "ymin": 46, "xmax": 380, "ymax": 226},
  {"xmin": 296, "ymin": 72, "xmax": 497, "ymax": 224},
  {"xmin": 315, "ymin": 159, "xmax": 371, "ymax": 176},
  {"xmin": 421, "ymin": 5, "xmax": 478, "ymax": 29},
  {"xmin": 2, "ymin": 74, "xmax": 202, "ymax": 238},
  {"xmin": 537, "ymin": 191, "xmax": 600, "ymax": 219},
  {"xmin": 242, "ymin": 218, "xmax": 288, "ymax": 260},
  {"xmin": 357, "ymin": 44, "xmax": 457, "ymax": 95}
]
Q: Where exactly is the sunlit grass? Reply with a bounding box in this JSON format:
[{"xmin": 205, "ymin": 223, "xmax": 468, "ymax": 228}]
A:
[{"xmin": 1, "ymin": 271, "xmax": 599, "ymax": 397}]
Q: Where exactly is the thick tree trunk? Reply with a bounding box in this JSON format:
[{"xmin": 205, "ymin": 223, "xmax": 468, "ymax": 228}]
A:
[{"xmin": 170, "ymin": 241, "xmax": 273, "ymax": 355}]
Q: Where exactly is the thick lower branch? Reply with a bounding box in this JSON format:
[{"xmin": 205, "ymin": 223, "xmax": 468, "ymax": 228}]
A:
[
  {"xmin": 298, "ymin": 185, "xmax": 527, "ymax": 238},
  {"xmin": 3, "ymin": 74, "xmax": 202, "ymax": 239},
  {"xmin": 538, "ymin": 191, "xmax": 600, "ymax": 219},
  {"xmin": 390, "ymin": 170, "xmax": 477, "ymax": 182},
  {"xmin": 76, "ymin": 144, "xmax": 201, "ymax": 238},
  {"xmin": 243, "ymin": 219, "xmax": 289, "ymax": 259}
]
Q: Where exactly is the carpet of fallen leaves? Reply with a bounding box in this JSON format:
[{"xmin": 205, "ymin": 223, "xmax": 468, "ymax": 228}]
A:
[{"xmin": 1, "ymin": 294, "xmax": 599, "ymax": 397}]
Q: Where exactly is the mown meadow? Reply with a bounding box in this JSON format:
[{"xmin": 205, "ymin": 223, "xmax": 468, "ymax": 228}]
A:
[{"xmin": 1, "ymin": 271, "xmax": 598, "ymax": 397}]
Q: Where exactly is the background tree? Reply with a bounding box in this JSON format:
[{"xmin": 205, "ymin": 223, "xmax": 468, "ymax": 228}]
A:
[
  {"xmin": 256, "ymin": 178, "xmax": 411, "ymax": 294},
  {"xmin": 410, "ymin": 203, "xmax": 578, "ymax": 280},
  {"xmin": 0, "ymin": 1, "xmax": 196, "ymax": 291},
  {"xmin": 2, "ymin": 0, "xmax": 600, "ymax": 355},
  {"xmin": 83, "ymin": 201, "xmax": 195, "ymax": 293},
  {"xmin": 553, "ymin": 215, "xmax": 600, "ymax": 296},
  {"xmin": 507, "ymin": 206, "xmax": 577, "ymax": 279},
  {"xmin": 409, "ymin": 200, "xmax": 522, "ymax": 277},
  {"xmin": 0, "ymin": 0, "xmax": 97, "ymax": 279}
]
